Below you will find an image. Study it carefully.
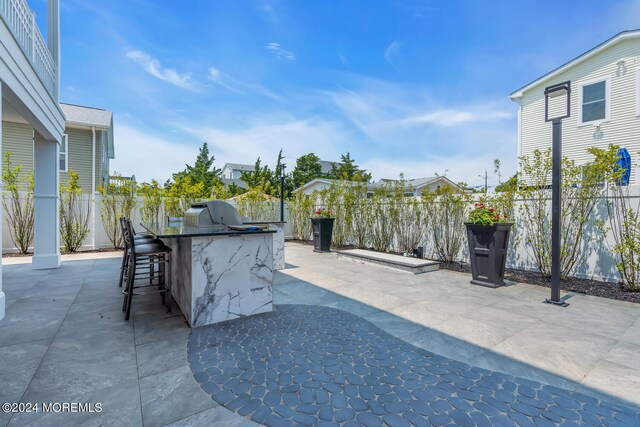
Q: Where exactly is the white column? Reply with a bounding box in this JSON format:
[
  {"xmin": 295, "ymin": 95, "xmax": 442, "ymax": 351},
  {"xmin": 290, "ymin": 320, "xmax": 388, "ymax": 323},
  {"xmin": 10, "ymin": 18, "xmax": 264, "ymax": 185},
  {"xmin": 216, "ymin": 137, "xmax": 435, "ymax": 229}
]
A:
[
  {"xmin": 0, "ymin": 82, "xmax": 5, "ymax": 321},
  {"xmin": 32, "ymin": 131, "xmax": 60, "ymax": 269}
]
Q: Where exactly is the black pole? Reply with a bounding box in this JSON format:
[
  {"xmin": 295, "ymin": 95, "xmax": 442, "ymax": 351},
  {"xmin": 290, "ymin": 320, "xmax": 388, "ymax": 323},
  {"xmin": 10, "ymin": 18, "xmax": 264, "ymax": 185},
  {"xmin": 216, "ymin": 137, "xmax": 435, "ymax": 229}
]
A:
[
  {"xmin": 280, "ymin": 165, "xmax": 286, "ymax": 222},
  {"xmin": 551, "ymin": 119, "xmax": 561, "ymax": 301},
  {"xmin": 543, "ymin": 80, "xmax": 570, "ymax": 307},
  {"xmin": 545, "ymin": 118, "xmax": 567, "ymax": 306}
]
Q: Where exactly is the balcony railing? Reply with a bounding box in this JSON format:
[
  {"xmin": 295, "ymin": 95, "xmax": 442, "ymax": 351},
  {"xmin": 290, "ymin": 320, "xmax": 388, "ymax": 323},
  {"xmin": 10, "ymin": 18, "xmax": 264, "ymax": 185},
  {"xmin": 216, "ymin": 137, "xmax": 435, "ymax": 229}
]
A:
[{"xmin": 0, "ymin": 0, "xmax": 56, "ymax": 98}]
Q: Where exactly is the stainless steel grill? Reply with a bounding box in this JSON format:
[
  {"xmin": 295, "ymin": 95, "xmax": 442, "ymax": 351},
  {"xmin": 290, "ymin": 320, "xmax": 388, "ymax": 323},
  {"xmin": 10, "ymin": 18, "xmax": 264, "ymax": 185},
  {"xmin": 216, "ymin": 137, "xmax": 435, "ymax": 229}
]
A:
[{"xmin": 184, "ymin": 201, "xmax": 243, "ymax": 228}]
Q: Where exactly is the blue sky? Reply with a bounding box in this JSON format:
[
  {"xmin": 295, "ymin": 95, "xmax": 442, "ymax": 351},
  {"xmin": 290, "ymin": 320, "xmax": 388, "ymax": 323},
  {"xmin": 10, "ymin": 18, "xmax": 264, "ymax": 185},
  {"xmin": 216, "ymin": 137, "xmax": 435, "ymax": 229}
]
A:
[{"xmin": 34, "ymin": 0, "xmax": 640, "ymax": 186}]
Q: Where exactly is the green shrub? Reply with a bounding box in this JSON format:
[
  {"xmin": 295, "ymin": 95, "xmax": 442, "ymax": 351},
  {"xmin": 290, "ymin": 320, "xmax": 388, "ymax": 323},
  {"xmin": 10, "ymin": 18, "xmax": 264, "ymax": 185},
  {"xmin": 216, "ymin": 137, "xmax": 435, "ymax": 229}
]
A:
[
  {"xmin": 518, "ymin": 148, "xmax": 609, "ymax": 278},
  {"xmin": 164, "ymin": 175, "xmax": 204, "ymax": 218},
  {"xmin": 287, "ymin": 191, "xmax": 315, "ymax": 240},
  {"xmin": 139, "ymin": 180, "xmax": 164, "ymax": 225},
  {"xmin": 98, "ymin": 174, "xmax": 137, "ymax": 249},
  {"xmin": 60, "ymin": 170, "xmax": 91, "ymax": 252},
  {"xmin": 590, "ymin": 145, "xmax": 640, "ymax": 292},
  {"xmin": 1, "ymin": 153, "xmax": 34, "ymax": 254},
  {"xmin": 423, "ymin": 187, "xmax": 469, "ymax": 263},
  {"xmin": 368, "ymin": 183, "xmax": 399, "ymax": 252}
]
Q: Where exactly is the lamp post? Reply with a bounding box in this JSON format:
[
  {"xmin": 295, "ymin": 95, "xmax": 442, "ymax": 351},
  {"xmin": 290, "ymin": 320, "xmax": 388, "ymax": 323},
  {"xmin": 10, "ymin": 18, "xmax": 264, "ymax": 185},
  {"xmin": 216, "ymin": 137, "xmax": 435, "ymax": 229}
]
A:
[
  {"xmin": 279, "ymin": 163, "xmax": 286, "ymax": 222},
  {"xmin": 543, "ymin": 81, "xmax": 571, "ymax": 307}
]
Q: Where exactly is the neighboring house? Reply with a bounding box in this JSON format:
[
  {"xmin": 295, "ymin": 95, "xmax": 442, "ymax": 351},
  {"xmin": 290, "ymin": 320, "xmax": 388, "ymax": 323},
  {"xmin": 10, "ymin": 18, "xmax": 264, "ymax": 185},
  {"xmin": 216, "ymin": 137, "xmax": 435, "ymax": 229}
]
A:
[
  {"xmin": 318, "ymin": 160, "xmax": 337, "ymax": 175},
  {"xmin": 220, "ymin": 163, "xmax": 254, "ymax": 188},
  {"xmin": 220, "ymin": 178, "xmax": 248, "ymax": 189},
  {"xmin": 221, "ymin": 163, "xmax": 254, "ymax": 179},
  {"xmin": 295, "ymin": 178, "xmax": 337, "ymax": 194},
  {"xmin": 222, "ymin": 159, "xmax": 337, "ymax": 179},
  {"xmin": 510, "ymin": 30, "xmax": 640, "ymax": 184},
  {"xmin": 296, "ymin": 176, "xmax": 465, "ymax": 196},
  {"xmin": 0, "ymin": 0, "xmax": 65, "ymax": 319},
  {"xmin": 2, "ymin": 103, "xmax": 115, "ymax": 193},
  {"xmin": 220, "ymin": 159, "xmax": 338, "ymax": 189},
  {"xmin": 372, "ymin": 176, "xmax": 465, "ymax": 196},
  {"xmin": 60, "ymin": 103, "xmax": 114, "ymax": 192}
]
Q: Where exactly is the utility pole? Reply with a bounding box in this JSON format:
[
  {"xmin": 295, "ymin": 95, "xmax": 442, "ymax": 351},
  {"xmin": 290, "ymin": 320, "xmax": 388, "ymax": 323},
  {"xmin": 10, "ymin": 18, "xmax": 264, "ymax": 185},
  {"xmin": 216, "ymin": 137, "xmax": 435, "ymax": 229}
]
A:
[{"xmin": 478, "ymin": 171, "xmax": 488, "ymax": 193}]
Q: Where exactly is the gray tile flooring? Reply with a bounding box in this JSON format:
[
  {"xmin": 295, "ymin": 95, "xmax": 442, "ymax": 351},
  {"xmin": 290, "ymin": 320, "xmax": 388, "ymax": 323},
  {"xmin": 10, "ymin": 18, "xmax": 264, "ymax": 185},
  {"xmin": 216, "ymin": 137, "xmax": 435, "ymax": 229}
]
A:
[
  {"xmin": 0, "ymin": 256, "xmax": 247, "ymax": 427},
  {"xmin": 0, "ymin": 243, "xmax": 639, "ymax": 426}
]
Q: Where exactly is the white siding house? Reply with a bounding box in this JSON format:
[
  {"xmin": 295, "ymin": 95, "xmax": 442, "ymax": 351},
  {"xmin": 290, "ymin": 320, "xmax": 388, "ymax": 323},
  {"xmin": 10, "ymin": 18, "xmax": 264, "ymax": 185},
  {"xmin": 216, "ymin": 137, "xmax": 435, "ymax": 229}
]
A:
[
  {"xmin": 510, "ymin": 30, "xmax": 640, "ymax": 183},
  {"xmin": 295, "ymin": 178, "xmax": 336, "ymax": 195},
  {"xmin": 221, "ymin": 163, "xmax": 254, "ymax": 179}
]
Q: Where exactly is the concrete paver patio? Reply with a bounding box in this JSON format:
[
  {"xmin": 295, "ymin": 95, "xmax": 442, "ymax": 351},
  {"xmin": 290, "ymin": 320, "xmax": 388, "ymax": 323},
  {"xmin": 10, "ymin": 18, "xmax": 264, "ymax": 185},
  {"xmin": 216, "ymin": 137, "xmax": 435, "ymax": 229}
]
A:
[
  {"xmin": 0, "ymin": 242, "xmax": 638, "ymax": 426},
  {"xmin": 280, "ymin": 244, "xmax": 640, "ymax": 409}
]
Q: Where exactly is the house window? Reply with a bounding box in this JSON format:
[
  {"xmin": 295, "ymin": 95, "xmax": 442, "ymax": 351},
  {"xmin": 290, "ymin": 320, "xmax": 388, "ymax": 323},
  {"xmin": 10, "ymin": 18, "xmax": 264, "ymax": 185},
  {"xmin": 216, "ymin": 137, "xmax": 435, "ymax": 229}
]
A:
[
  {"xmin": 579, "ymin": 78, "xmax": 609, "ymax": 124},
  {"xmin": 59, "ymin": 134, "xmax": 68, "ymax": 172}
]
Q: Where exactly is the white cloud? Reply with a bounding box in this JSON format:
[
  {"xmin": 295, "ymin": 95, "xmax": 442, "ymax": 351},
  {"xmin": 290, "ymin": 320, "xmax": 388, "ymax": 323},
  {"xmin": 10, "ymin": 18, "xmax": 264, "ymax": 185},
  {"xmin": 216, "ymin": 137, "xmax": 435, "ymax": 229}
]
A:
[
  {"xmin": 180, "ymin": 115, "xmax": 350, "ymax": 169},
  {"xmin": 125, "ymin": 49, "xmax": 196, "ymax": 90},
  {"xmin": 384, "ymin": 40, "xmax": 402, "ymax": 67},
  {"xmin": 206, "ymin": 66, "xmax": 244, "ymax": 93},
  {"xmin": 265, "ymin": 43, "xmax": 295, "ymax": 61},
  {"xmin": 109, "ymin": 123, "xmax": 199, "ymax": 183},
  {"xmin": 258, "ymin": 0, "xmax": 279, "ymax": 25},
  {"xmin": 361, "ymin": 155, "xmax": 517, "ymax": 188},
  {"xmin": 323, "ymin": 82, "xmax": 517, "ymax": 184},
  {"xmin": 405, "ymin": 109, "xmax": 513, "ymax": 126},
  {"xmin": 207, "ymin": 67, "xmax": 221, "ymax": 81}
]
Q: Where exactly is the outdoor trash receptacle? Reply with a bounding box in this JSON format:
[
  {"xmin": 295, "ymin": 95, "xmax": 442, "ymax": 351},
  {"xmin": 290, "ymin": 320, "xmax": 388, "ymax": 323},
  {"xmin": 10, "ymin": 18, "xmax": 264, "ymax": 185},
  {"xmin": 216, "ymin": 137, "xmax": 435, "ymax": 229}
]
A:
[
  {"xmin": 311, "ymin": 217, "xmax": 334, "ymax": 252},
  {"xmin": 465, "ymin": 222, "xmax": 513, "ymax": 288}
]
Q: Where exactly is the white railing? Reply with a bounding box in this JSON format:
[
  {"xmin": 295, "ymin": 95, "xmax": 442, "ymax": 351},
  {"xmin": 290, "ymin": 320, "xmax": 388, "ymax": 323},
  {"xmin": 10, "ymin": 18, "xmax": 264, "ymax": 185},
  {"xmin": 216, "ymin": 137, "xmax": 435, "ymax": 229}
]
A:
[{"xmin": 0, "ymin": 0, "xmax": 56, "ymax": 97}]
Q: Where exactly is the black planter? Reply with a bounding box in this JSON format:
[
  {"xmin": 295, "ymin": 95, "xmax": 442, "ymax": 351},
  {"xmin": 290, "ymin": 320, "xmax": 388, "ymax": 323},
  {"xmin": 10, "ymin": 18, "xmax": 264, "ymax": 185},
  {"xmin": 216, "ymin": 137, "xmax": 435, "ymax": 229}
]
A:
[
  {"xmin": 311, "ymin": 218, "xmax": 334, "ymax": 253},
  {"xmin": 465, "ymin": 222, "xmax": 513, "ymax": 288}
]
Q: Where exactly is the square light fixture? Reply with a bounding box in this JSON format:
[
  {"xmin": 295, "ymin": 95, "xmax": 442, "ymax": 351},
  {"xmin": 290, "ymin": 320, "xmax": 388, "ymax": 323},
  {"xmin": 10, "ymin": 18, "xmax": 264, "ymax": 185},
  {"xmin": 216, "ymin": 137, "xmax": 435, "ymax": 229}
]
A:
[{"xmin": 544, "ymin": 81, "xmax": 571, "ymax": 122}]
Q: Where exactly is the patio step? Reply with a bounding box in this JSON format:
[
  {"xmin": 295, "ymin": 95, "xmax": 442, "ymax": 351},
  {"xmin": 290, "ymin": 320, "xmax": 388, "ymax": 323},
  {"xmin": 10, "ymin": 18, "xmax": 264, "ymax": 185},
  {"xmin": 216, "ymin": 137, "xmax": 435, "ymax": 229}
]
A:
[{"xmin": 336, "ymin": 249, "xmax": 440, "ymax": 274}]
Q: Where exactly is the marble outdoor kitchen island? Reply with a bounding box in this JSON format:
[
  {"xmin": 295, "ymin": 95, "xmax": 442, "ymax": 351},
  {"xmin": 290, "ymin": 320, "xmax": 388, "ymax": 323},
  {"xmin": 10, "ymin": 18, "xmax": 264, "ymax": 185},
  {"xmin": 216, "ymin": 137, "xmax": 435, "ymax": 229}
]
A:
[{"xmin": 142, "ymin": 224, "xmax": 275, "ymax": 327}]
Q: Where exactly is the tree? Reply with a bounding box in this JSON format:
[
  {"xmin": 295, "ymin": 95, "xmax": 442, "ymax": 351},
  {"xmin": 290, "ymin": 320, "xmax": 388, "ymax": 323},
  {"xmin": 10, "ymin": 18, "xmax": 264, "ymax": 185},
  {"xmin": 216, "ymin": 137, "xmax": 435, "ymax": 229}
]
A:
[
  {"xmin": 240, "ymin": 157, "xmax": 276, "ymax": 195},
  {"xmin": 495, "ymin": 173, "xmax": 518, "ymax": 193},
  {"xmin": 164, "ymin": 175, "xmax": 205, "ymax": 217},
  {"xmin": 211, "ymin": 182, "xmax": 245, "ymax": 199},
  {"xmin": 273, "ymin": 149, "xmax": 294, "ymax": 198},
  {"xmin": 327, "ymin": 152, "xmax": 371, "ymax": 182},
  {"xmin": 172, "ymin": 142, "xmax": 221, "ymax": 196},
  {"xmin": 292, "ymin": 153, "xmax": 323, "ymax": 188}
]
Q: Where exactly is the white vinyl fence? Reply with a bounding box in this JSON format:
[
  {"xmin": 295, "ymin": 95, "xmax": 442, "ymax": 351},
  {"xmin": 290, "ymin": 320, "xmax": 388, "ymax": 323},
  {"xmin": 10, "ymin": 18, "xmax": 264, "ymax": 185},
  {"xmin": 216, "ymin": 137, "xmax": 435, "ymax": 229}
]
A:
[
  {"xmin": 2, "ymin": 195, "xmax": 294, "ymax": 253},
  {"xmin": 301, "ymin": 188, "xmax": 640, "ymax": 284},
  {"xmin": 2, "ymin": 188, "xmax": 636, "ymax": 283}
]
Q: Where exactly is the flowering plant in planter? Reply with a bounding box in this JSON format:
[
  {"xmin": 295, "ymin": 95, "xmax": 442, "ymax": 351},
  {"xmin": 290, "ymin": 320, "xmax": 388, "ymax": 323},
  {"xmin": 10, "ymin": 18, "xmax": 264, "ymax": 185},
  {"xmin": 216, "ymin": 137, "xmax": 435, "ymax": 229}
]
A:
[
  {"xmin": 468, "ymin": 203, "xmax": 509, "ymax": 226},
  {"xmin": 466, "ymin": 203, "xmax": 513, "ymax": 288},
  {"xmin": 312, "ymin": 208, "xmax": 333, "ymax": 219}
]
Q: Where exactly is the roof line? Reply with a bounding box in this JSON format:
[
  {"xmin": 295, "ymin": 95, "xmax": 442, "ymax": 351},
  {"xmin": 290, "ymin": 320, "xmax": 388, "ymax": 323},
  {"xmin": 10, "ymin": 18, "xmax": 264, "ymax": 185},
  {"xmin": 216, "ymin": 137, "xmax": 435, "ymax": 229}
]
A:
[
  {"xmin": 64, "ymin": 120, "xmax": 110, "ymax": 130},
  {"xmin": 509, "ymin": 29, "xmax": 640, "ymax": 98},
  {"xmin": 59, "ymin": 102, "xmax": 108, "ymax": 111}
]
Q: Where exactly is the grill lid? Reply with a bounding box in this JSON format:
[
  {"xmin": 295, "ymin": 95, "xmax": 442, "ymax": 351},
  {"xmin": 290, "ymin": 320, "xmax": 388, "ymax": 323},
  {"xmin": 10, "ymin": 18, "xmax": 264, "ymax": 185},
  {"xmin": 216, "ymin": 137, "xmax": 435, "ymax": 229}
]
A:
[{"xmin": 184, "ymin": 200, "xmax": 243, "ymax": 227}]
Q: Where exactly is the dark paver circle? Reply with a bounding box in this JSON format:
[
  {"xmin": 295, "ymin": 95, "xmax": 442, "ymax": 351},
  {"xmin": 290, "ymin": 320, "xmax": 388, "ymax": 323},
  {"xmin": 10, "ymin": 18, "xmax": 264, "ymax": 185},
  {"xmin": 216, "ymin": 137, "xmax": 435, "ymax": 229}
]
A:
[{"xmin": 187, "ymin": 304, "xmax": 639, "ymax": 426}]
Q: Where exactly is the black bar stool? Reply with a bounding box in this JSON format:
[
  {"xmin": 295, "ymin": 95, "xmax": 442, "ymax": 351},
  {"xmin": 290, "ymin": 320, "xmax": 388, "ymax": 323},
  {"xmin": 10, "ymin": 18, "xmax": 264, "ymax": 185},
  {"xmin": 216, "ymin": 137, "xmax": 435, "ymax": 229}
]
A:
[
  {"xmin": 118, "ymin": 217, "xmax": 163, "ymax": 288},
  {"xmin": 121, "ymin": 218, "xmax": 172, "ymax": 321}
]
